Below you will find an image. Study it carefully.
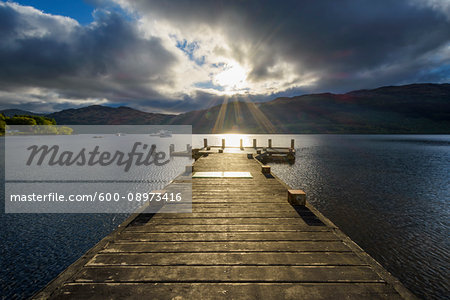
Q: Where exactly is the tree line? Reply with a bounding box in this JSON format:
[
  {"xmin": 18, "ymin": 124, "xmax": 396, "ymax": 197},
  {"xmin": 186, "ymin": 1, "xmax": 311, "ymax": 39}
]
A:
[{"xmin": 0, "ymin": 114, "xmax": 73, "ymax": 135}]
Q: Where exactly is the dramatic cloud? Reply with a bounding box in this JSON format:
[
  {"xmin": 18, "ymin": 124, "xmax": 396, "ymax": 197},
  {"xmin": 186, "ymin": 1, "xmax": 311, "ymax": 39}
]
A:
[
  {"xmin": 0, "ymin": 0, "xmax": 449, "ymax": 113},
  {"xmin": 118, "ymin": 0, "xmax": 450, "ymax": 91},
  {"xmin": 0, "ymin": 2, "xmax": 182, "ymax": 112}
]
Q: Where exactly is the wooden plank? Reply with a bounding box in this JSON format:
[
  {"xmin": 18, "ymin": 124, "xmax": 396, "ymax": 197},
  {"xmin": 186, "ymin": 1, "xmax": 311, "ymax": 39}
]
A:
[
  {"xmin": 189, "ymin": 207, "xmax": 295, "ymax": 213},
  {"xmin": 151, "ymin": 212, "xmax": 302, "ymax": 218},
  {"xmin": 32, "ymin": 152, "xmax": 416, "ymax": 300},
  {"xmin": 101, "ymin": 241, "xmax": 352, "ymax": 253},
  {"xmin": 124, "ymin": 224, "xmax": 330, "ymax": 232},
  {"xmin": 191, "ymin": 188, "xmax": 286, "ymax": 191},
  {"xmin": 130, "ymin": 217, "xmax": 312, "ymax": 225},
  {"xmin": 189, "ymin": 203, "xmax": 292, "ymax": 208},
  {"xmin": 187, "ymin": 199, "xmax": 287, "ymax": 203},
  {"xmin": 52, "ymin": 283, "xmax": 403, "ymax": 300},
  {"xmin": 74, "ymin": 266, "xmax": 384, "ymax": 283},
  {"xmin": 116, "ymin": 231, "xmax": 339, "ymax": 242},
  {"xmin": 87, "ymin": 252, "xmax": 365, "ymax": 266}
]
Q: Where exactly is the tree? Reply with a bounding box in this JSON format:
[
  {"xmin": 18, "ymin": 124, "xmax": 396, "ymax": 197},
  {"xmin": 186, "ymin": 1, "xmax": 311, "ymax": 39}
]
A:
[
  {"xmin": 2, "ymin": 114, "xmax": 72, "ymax": 135},
  {"xmin": 33, "ymin": 126, "xmax": 59, "ymax": 135},
  {"xmin": 58, "ymin": 126, "xmax": 73, "ymax": 135},
  {"xmin": 14, "ymin": 115, "xmax": 56, "ymax": 125},
  {"xmin": 7, "ymin": 116, "xmax": 37, "ymax": 125},
  {"xmin": 0, "ymin": 114, "xmax": 5, "ymax": 136}
]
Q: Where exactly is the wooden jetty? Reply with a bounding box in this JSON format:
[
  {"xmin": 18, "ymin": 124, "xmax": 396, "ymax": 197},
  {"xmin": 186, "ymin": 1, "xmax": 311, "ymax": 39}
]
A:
[
  {"xmin": 172, "ymin": 138, "xmax": 296, "ymax": 164},
  {"xmin": 33, "ymin": 151, "xmax": 416, "ymax": 299}
]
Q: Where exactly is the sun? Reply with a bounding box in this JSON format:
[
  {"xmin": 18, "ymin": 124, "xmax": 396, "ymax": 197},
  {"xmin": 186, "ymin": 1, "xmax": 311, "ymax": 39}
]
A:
[{"xmin": 213, "ymin": 61, "xmax": 247, "ymax": 92}]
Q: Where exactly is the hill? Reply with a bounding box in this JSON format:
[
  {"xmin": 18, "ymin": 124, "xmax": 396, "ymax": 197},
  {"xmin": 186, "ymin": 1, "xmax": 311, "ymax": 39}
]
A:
[
  {"xmin": 0, "ymin": 109, "xmax": 44, "ymax": 117},
  {"xmin": 46, "ymin": 105, "xmax": 174, "ymax": 125},
  {"xmin": 169, "ymin": 83, "xmax": 450, "ymax": 133},
  {"xmin": 1, "ymin": 84, "xmax": 449, "ymax": 133}
]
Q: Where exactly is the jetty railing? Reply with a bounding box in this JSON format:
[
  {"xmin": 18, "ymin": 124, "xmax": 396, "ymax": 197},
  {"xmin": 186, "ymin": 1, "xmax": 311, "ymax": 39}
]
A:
[{"xmin": 171, "ymin": 138, "xmax": 296, "ymax": 164}]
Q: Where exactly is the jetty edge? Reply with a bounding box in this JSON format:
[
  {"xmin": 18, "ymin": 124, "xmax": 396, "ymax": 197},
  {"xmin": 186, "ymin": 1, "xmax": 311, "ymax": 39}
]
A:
[{"xmin": 32, "ymin": 145, "xmax": 417, "ymax": 299}]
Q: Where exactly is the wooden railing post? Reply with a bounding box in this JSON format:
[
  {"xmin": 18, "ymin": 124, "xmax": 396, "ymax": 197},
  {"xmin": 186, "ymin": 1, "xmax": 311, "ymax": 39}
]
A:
[{"xmin": 288, "ymin": 190, "xmax": 306, "ymax": 205}]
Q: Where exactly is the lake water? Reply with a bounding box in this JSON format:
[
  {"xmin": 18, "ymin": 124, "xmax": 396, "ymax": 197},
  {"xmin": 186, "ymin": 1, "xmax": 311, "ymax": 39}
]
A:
[{"xmin": 1, "ymin": 134, "xmax": 449, "ymax": 299}]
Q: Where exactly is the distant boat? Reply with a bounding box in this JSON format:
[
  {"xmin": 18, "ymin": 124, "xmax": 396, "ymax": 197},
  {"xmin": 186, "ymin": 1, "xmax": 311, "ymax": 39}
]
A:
[{"xmin": 150, "ymin": 129, "xmax": 172, "ymax": 138}]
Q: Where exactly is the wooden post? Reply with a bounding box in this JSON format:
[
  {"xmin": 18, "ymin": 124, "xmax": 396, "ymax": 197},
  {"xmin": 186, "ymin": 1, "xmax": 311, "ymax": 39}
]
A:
[
  {"xmin": 288, "ymin": 190, "xmax": 306, "ymax": 205},
  {"xmin": 261, "ymin": 165, "xmax": 271, "ymax": 174},
  {"xmin": 291, "ymin": 139, "xmax": 295, "ymax": 149},
  {"xmin": 268, "ymin": 139, "xmax": 272, "ymax": 148},
  {"xmin": 222, "ymin": 139, "xmax": 225, "ymax": 149},
  {"xmin": 253, "ymin": 139, "xmax": 257, "ymax": 148},
  {"xmin": 287, "ymin": 149, "xmax": 295, "ymax": 163},
  {"xmin": 169, "ymin": 144, "xmax": 175, "ymax": 156},
  {"xmin": 240, "ymin": 139, "xmax": 243, "ymax": 150},
  {"xmin": 203, "ymin": 138, "xmax": 208, "ymax": 148}
]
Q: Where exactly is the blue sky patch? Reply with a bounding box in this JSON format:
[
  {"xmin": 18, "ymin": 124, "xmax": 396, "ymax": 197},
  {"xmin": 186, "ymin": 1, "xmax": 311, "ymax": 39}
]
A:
[
  {"xmin": 176, "ymin": 39, "xmax": 205, "ymax": 66},
  {"xmin": 194, "ymin": 81, "xmax": 224, "ymax": 91},
  {"xmin": 15, "ymin": 0, "xmax": 96, "ymax": 24}
]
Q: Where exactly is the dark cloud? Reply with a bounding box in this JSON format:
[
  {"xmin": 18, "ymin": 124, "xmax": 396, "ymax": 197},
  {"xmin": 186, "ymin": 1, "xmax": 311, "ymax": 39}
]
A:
[
  {"xmin": 125, "ymin": 0, "xmax": 450, "ymax": 92},
  {"xmin": 0, "ymin": 2, "xmax": 177, "ymax": 111}
]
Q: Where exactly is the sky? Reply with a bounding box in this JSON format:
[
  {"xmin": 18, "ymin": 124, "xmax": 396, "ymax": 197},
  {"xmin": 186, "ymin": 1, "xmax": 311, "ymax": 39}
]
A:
[{"xmin": 0, "ymin": 0, "xmax": 449, "ymax": 114}]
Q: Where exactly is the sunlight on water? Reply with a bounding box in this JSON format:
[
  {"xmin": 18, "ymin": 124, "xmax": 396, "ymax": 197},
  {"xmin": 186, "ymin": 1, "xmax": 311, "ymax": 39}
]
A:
[
  {"xmin": 197, "ymin": 134, "xmax": 292, "ymax": 148},
  {"xmin": 214, "ymin": 134, "xmax": 249, "ymax": 147},
  {"xmin": 195, "ymin": 134, "xmax": 449, "ymax": 300},
  {"xmin": 1, "ymin": 134, "xmax": 449, "ymax": 299}
]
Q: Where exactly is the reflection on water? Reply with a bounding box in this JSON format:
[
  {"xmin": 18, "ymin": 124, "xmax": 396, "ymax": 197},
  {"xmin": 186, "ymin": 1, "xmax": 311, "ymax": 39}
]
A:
[
  {"xmin": 0, "ymin": 212, "xmax": 129, "ymax": 298},
  {"xmin": 195, "ymin": 134, "xmax": 449, "ymax": 299},
  {"xmin": 1, "ymin": 134, "xmax": 449, "ymax": 299},
  {"xmin": 234, "ymin": 134, "xmax": 447, "ymax": 300}
]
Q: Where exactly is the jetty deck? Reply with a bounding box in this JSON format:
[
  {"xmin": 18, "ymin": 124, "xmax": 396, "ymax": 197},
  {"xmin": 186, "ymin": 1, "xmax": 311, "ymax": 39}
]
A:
[{"xmin": 34, "ymin": 152, "xmax": 416, "ymax": 299}]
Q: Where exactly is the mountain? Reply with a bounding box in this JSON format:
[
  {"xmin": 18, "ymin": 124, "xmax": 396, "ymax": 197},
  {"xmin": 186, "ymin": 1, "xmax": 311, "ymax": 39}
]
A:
[
  {"xmin": 46, "ymin": 105, "xmax": 174, "ymax": 125},
  {"xmin": 0, "ymin": 109, "xmax": 44, "ymax": 117},
  {"xmin": 170, "ymin": 83, "xmax": 450, "ymax": 133},
  {"xmin": 1, "ymin": 83, "xmax": 449, "ymax": 133}
]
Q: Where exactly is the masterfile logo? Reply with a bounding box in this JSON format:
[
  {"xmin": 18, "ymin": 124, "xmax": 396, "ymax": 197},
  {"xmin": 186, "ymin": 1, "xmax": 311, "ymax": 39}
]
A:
[
  {"xmin": 5, "ymin": 125, "xmax": 192, "ymax": 213},
  {"xmin": 26, "ymin": 142, "xmax": 170, "ymax": 171}
]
